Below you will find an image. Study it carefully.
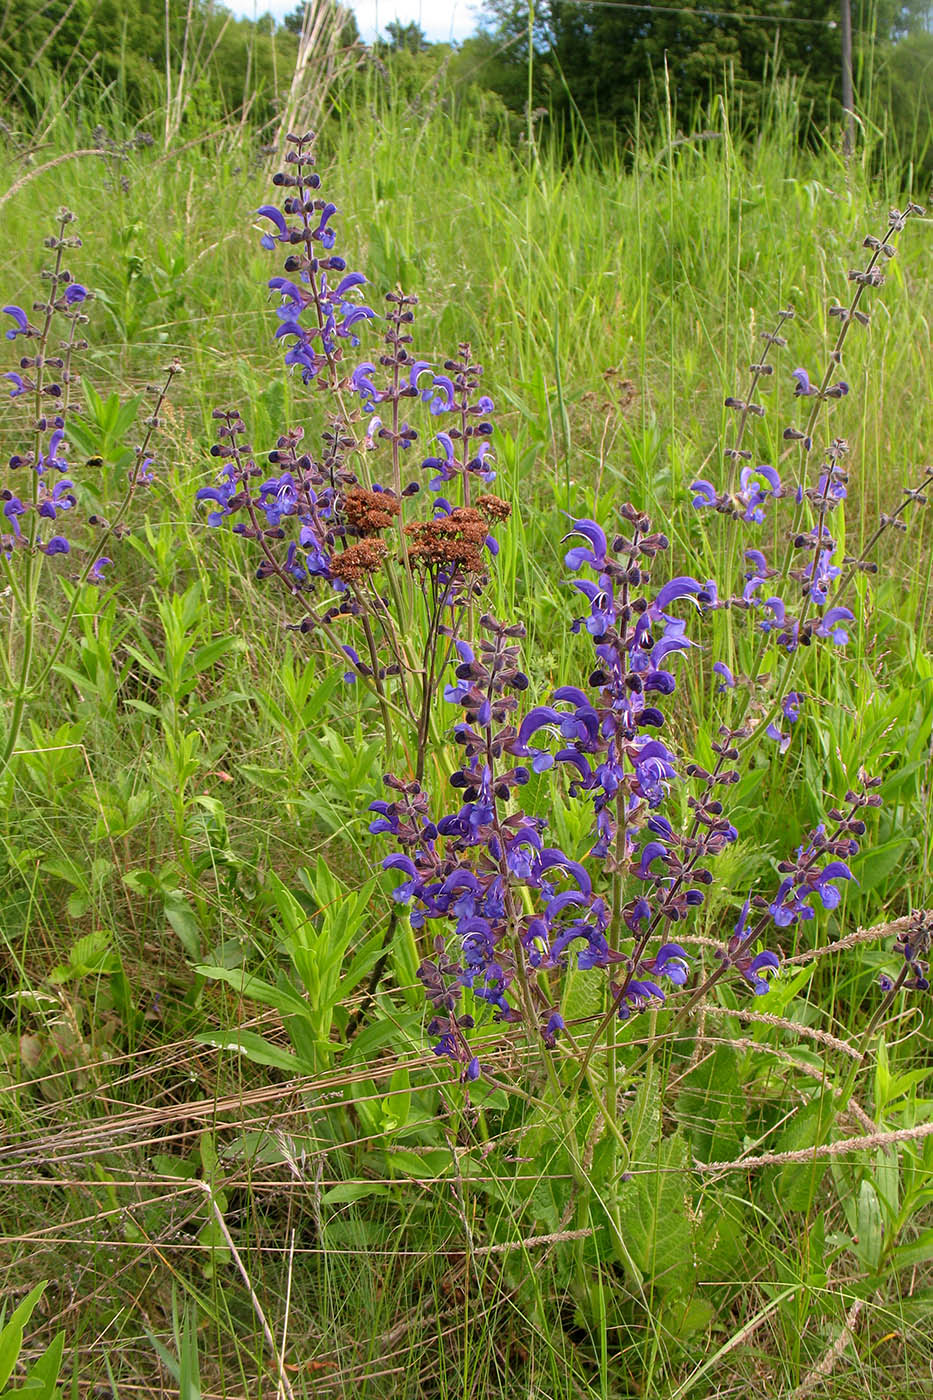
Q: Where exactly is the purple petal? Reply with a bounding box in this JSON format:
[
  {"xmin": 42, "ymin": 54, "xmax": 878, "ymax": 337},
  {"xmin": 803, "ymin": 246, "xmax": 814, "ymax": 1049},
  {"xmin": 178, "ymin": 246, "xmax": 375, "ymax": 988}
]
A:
[
  {"xmin": 690, "ymin": 480, "xmax": 718, "ymax": 508},
  {"xmin": 3, "ymin": 305, "xmax": 29, "ymax": 338},
  {"xmin": 257, "ymin": 205, "xmax": 288, "ymax": 237},
  {"xmin": 654, "ymin": 576, "xmax": 708, "ymax": 611},
  {"xmin": 336, "ymin": 272, "xmax": 367, "ymax": 296}
]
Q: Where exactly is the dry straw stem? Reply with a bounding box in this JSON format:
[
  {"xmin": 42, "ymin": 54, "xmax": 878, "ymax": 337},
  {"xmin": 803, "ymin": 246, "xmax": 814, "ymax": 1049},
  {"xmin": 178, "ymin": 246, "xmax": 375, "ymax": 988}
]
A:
[
  {"xmin": 783, "ymin": 914, "xmax": 915, "ymax": 966},
  {"xmin": 275, "ymin": 0, "xmax": 361, "ymax": 157},
  {"xmin": 695, "ymin": 1117, "xmax": 933, "ymax": 1174},
  {"xmin": 197, "ymin": 1181, "xmax": 297, "ymax": 1400},
  {"xmin": 787, "ymin": 1295, "xmax": 865, "ymax": 1400},
  {"xmin": 0, "ymin": 149, "xmax": 108, "ymax": 213},
  {"xmin": 701, "ymin": 1004, "xmax": 862, "ymax": 1059}
]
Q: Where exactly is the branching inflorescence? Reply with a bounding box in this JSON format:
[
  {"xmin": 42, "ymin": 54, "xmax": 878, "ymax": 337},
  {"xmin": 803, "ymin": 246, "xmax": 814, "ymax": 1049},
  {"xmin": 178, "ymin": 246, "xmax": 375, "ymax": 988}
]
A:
[
  {"xmin": 197, "ymin": 131, "xmax": 506, "ymax": 777},
  {"xmin": 196, "ymin": 137, "xmax": 929, "ymax": 1085}
]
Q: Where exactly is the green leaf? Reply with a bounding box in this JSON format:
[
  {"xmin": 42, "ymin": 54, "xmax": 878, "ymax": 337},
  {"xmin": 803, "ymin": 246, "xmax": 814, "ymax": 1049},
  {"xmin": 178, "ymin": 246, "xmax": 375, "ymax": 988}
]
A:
[
  {"xmin": 0, "ymin": 1283, "xmax": 47, "ymax": 1388},
  {"xmin": 664, "ymin": 1294, "xmax": 715, "ymax": 1338},
  {"xmin": 240, "ymin": 764, "xmax": 289, "ymax": 795},
  {"xmin": 854, "ymin": 1179, "xmax": 883, "ymax": 1272},
  {"xmin": 387, "ymin": 1149, "xmax": 450, "ymax": 1177},
  {"xmin": 193, "ymin": 966, "xmax": 310, "ymax": 1021},
  {"xmin": 164, "ymin": 892, "xmax": 201, "ymax": 961},
  {"xmin": 676, "ymin": 1044, "xmax": 744, "ymax": 1163},
  {"xmin": 561, "ymin": 967, "xmax": 604, "ymax": 1023},
  {"xmin": 195, "ymin": 1031, "xmax": 305, "ymax": 1075},
  {"xmin": 343, "ymin": 1015, "xmax": 400, "ymax": 1065},
  {"xmin": 616, "ymin": 1131, "xmax": 694, "ymax": 1294},
  {"xmin": 858, "ymin": 837, "xmax": 912, "ymax": 893},
  {"xmin": 892, "ymin": 1227, "xmax": 933, "ymax": 1272},
  {"xmin": 627, "ymin": 1062, "xmax": 661, "ymax": 1163},
  {"xmin": 342, "ymin": 932, "xmax": 388, "ymax": 997},
  {"xmin": 21, "ymin": 1329, "xmax": 64, "ymax": 1398},
  {"xmin": 151, "ymin": 1154, "xmax": 198, "ymax": 1181},
  {"xmin": 769, "ymin": 1093, "xmax": 835, "ymax": 1213},
  {"xmin": 321, "ymin": 1182, "xmax": 392, "ymax": 1205}
]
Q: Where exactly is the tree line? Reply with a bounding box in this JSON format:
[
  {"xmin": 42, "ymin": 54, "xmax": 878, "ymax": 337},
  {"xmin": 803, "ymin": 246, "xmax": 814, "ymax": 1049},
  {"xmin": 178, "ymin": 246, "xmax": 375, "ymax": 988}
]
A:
[{"xmin": 1, "ymin": 0, "xmax": 930, "ymax": 170}]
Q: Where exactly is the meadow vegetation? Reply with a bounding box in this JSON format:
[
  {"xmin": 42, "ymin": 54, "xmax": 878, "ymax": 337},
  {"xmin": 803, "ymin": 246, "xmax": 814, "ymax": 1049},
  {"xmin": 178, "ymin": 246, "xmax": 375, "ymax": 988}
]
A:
[{"xmin": 0, "ymin": 45, "xmax": 931, "ymax": 1400}]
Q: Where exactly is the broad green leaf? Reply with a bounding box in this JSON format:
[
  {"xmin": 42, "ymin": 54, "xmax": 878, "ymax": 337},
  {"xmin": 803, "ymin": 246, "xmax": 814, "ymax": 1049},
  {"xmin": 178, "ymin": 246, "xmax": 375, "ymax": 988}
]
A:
[
  {"xmin": 164, "ymin": 893, "xmax": 201, "ymax": 961},
  {"xmin": 0, "ymin": 1283, "xmax": 48, "ymax": 1388},
  {"xmin": 194, "ymin": 966, "xmax": 310, "ymax": 1021},
  {"xmin": 893, "ymin": 1227, "xmax": 933, "ymax": 1272},
  {"xmin": 195, "ymin": 1031, "xmax": 305, "ymax": 1075},
  {"xmin": 616, "ymin": 1130, "xmax": 694, "ymax": 1294},
  {"xmin": 20, "ymin": 1328, "xmax": 64, "ymax": 1398},
  {"xmin": 770, "ymin": 1093, "xmax": 835, "ymax": 1213},
  {"xmin": 321, "ymin": 1182, "xmax": 392, "ymax": 1205}
]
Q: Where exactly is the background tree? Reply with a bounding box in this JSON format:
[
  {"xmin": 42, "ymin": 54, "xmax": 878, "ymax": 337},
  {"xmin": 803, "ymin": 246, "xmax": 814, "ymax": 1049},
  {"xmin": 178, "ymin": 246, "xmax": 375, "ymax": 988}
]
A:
[
  {"xmin": 380, "ymin": 20, "xmax": 430, "ymax": 53},
  {"xmin": 477, "ymin": 0, "xmax": 933, "ymax": 146}
]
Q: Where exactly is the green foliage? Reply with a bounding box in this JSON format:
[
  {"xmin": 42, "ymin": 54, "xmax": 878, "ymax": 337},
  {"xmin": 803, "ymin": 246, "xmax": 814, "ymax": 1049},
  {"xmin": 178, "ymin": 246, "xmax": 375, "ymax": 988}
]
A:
[
  {"xmin": 478, "ymin": 0, "xmax": 933, "ymax": 169},
  {"xmin": 0, "ymin": 1283, "xmax": 64, "ymax": 1399},
  {"xmin": 196, "ymin": 861, "xmax": 385, "ymax": 1074}
]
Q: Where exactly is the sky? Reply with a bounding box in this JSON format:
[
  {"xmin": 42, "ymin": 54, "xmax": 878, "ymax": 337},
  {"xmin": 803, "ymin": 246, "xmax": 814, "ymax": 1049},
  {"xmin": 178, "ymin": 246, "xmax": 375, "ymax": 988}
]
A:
[{"xmin": 229, "ymin": 0, "xmax": 483, "ymax": 46}]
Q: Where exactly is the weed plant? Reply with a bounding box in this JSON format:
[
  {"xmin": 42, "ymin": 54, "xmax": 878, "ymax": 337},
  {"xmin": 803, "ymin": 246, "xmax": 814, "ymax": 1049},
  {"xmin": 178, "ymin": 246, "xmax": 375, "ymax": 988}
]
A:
[{"xmin": 0, "ymin": 81, "xmax": 931, "ymax": 1400}]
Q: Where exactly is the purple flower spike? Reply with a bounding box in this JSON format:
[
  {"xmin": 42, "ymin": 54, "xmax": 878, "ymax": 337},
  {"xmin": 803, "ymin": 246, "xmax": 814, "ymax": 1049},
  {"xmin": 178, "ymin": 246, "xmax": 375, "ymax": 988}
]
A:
[
  {"xmin": 713, "ymin": 661, "xmax": 736, "ymax": 691},
  {"xmin": 351, "ymin": 362, "xmax": 379, "ymax": 404},
  {"xmin": 654, "ymin": 943, "xmax": 690, "ymax": 985},
  {"xmin": 429, "ymin": 375, "xmax": 456, "ymax": 414},
  {"xmin": 336, "ymin": 272, "xmax": 366, "ymax": 297},
  {"xmin": 543, "ymin": 1011, "xmax": 565, "ymax": 1047},
  {"xmin": 87, "ymin": 557, "xmax": 112, "ymax": 584},
  {"xmin": 4, "ymin": 371, "xmax": 28, "ymax": 398},
  {"xmin": 40, "ymin": 536, "xmax": 70, "ymax": 555},
  {"xmin": 63, "ymin": 283, "xmax": 88, "ymax": 305},
  {"xmin": 765, "ymin": 721, "xmax": 791, "ymax": 754},
  {"xmin": 256, "ymin": 205, "xmax": 289, "ymax": 246},
  {"xmin": 782, "ymin": 691, "xmax": 802, "ymax": 723},
  {"xmin": 637, "ymin": 841, "xmax": 668, "ymax": 878},
  {"xmin": 815, "ymin": 607, "xmax": 854, "ymax": 646},
  {"xmin": 812, "ymin": 860, "xmax": 856, "ymax": 910},
  {"xmin": 653, "ymin": 576, "xmax": 709, "ymax": 612},
  {"xmin": 408, "ymin": 360, "xmax": 433, "ymax": 392},
  {"xmin": 617, "ymin": 979, "xmax": 666, "ymax": 1019}
]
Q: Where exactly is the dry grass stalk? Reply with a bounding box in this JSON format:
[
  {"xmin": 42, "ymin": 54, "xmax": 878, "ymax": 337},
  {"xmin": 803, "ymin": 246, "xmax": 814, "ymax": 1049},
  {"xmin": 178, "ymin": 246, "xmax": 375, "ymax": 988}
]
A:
[
  {"xmin": 198, "ymin": 1181, "xmax": 297, "ymax": 1400},
  {"xmin": 701, "ymin": 1005, "xmax": 862, "ymax": 1059},
  {"xmin": 274, "ymin": 0, "xmax": 360, "ymax": 159},
  {"xmin": 696, "ymin": 1117, "xmax": 933, "ymax": 1173},
  {"xmin": 783, "ymin": 915, "xmax": 914, "ymax": 965},
  {"xmin": 787, "ymin": 1295, "xmax": 866, "ymax": 1399}
]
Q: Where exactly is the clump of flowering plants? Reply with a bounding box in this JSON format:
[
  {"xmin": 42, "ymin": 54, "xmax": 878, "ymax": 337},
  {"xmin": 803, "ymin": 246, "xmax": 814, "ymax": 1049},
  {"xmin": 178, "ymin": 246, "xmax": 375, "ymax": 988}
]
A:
[
  {"xmin": 196, "ymin": 131, "xmax": 506, "ymax": 781},
  {"xmin": 195, "ymin": 133, "xmax": 930, "ymax": 1224},
  {"xmin": 1, "ymin": 207, "xmax": 175, "ymax": 770}
]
